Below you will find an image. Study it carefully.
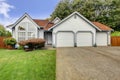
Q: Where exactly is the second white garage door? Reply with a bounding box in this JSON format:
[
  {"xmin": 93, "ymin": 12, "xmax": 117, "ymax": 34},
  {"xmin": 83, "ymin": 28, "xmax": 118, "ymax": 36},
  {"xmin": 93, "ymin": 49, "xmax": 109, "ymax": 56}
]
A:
[
  {"xmin": 76, "ymin": 32, "xmax": 93, "ymax": 47},
  {"xmin": 96, "ymin": 32, "xmax": 108, "ymax": 46},
  {"xmin": 56, "ymin": 31, "xmax": 74, "ymax": 47}
]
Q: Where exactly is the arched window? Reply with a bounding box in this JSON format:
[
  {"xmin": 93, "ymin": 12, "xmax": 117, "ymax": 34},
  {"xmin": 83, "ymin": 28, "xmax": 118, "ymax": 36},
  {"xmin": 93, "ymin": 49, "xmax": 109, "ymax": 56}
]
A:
[
  {"xmin": 18, "ymin": 26, "xmax": 25, "ymax": 30},
  {"xmin": 18, "ymin": 22, "xmax": 27, "ymax": 31}
]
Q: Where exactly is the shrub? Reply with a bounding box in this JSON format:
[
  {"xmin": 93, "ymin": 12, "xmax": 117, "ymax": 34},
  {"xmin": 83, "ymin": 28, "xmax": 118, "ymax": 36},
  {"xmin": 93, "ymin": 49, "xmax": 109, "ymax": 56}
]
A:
[
  {"xmin": 18, "ymin": 38, "xmax": 45, "ymax": 51},
  {"xmin": 18, "ymin": 46, "xmax": 24, "ymax": 50},
  {"xmin": 5, "ymin": 31, "xmax": 12, "ymax": 37},
  {"xmin": 4, "ymin": 38, "xmax": 17, "ymax": 48}
]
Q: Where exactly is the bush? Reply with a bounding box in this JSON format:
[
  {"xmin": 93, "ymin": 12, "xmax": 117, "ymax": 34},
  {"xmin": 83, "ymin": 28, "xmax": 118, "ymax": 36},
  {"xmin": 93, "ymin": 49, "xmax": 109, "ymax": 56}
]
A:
[
  {"xmin": 18, "ymin": 46, "xmax": 24, "ymax": 50},
  {"xmin": 5, "ymin": 31, "xmax": 12, "ymax": 37},
  {"xmin": 18, "ymin": 38, "xmax": 45, "ymax": 51},
  {"xmin": 4, "ymin": 38, "xmax": 17, "ymax": 48}
]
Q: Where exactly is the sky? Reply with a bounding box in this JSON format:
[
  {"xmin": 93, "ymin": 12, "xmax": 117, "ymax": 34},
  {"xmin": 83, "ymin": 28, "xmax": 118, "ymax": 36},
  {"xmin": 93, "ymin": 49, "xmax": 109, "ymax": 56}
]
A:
[{"xmin": 0, "ymin": 0, "xmax": 60, "ymax": 26}]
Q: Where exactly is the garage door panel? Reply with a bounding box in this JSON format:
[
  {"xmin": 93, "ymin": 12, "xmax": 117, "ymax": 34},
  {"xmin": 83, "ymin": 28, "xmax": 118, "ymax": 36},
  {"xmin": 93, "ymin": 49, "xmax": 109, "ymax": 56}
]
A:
[
  {"xmin": 56, "ymin": 32, "xmax": 74, "ymax": 47},
  {"xmin": 77, "ymin": 32, "xmax": 93, "ymax": 46},
  {"xmin": 96, "ymin": 32, "xmax": 107, "ymax": 46}
]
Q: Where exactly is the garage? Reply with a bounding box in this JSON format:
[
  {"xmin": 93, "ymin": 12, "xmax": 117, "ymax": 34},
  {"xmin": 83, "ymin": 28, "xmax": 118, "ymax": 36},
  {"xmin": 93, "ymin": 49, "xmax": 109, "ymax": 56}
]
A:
[
  {"xmin": 56, "ymin": 31, "xmax": 74, "ymax": 47},
  {"xmin": 76, "ymin": 32, "xmax": 93, "ymax": 47},
  {"xmin": 96, "ymin": 32, "xmax": 108, "ymax": 46},
  {"xmin": 49, "ymin": 12, "xmax": 112, "ymax": 47}
]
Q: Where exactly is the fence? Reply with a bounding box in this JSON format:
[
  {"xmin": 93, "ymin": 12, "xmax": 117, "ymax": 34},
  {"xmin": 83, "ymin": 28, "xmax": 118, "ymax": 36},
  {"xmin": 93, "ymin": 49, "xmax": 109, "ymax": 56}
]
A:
[
  {"xmin": 111, "ymin": 36, "xmax": 120, "ymax": 46},
  {"xmin": 0, "ymin": 37, "xmax": 7, "ymax": 48}
]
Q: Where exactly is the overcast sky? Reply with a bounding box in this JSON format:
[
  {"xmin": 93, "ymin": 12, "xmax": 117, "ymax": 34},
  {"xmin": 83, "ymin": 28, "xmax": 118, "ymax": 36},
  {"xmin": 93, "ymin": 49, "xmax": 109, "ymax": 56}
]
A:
[{"xmin": 0, "ymin": 0, "xmax": 60, "ymax": 26}]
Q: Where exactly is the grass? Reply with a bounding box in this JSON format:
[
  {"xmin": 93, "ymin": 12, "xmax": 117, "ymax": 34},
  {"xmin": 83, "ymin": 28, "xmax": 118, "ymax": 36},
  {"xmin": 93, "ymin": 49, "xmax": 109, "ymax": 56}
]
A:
[
  {"xmin": 111, "ymin": 31, "xmax": 120, "ymax": 36},
  {"xmin": 0, "ymin": 49, "xmax": 56, "ymax": 80}
]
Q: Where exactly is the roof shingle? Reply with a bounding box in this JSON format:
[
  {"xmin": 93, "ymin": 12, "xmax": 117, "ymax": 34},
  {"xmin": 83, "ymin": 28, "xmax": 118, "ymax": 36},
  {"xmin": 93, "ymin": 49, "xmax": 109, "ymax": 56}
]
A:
[
  {"xmin": 92, "ymin": 22, "xmax": 113, "ymax": 31},
  {"xmin": 33, "ymin": 19, "xmax": 54, "ymax": 30}
]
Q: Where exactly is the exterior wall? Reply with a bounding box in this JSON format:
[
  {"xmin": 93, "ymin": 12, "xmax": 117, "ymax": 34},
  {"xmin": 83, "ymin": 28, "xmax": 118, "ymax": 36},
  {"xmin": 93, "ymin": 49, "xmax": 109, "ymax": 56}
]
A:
[
  {"xmin": 38, "ymin": 29, "xmax": 44, "ymax": 39},
  {"xmin": 52, "ymin": 32, "xmax": 56, "ymax": 47},
  {"xmin": 107, "ymin": 31, "xmax": 111, "ymax": 45},
  {"xmin": 53, "ymin": 14, "xmax": 96, "ymax": 47},
  {"xmin": 12, "ymin": 29, "xmax": 15, "ymax": 38},
  {"xmin": 14, "ymin": 17, "xmax": 42, "ymax": 42},
  {"xmin": 96, "ymin": 32, "xmax": 108, "ymax": 46}
]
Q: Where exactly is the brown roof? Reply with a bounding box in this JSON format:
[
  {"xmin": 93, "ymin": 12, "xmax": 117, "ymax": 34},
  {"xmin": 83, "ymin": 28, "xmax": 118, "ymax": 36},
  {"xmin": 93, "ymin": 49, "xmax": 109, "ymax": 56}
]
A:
[
  {"xmin": 92, "ymin": 22, "xmax": 113, "ymax": 31},
  {"xmin": 44, "ymin": 22, "xmax": 54, "ymax": 30},
  {"xmin": 33, "ymin": 19, "xmax": 49, "ymax": 27},
  {"xmin": 33, "ymin": 19, "xmax": 54, "ymax": 30}
]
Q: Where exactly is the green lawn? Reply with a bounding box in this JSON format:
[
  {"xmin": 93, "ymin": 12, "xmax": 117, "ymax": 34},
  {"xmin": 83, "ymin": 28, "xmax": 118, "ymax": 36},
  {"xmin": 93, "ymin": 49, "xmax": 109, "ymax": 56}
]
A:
[
  {"xmin": 0, "ymin": 49, "xmax": 56, "ymax": 80},
  {"xmin": 111, "ymin": 31, "xmax": 120, "ymax": 36}
]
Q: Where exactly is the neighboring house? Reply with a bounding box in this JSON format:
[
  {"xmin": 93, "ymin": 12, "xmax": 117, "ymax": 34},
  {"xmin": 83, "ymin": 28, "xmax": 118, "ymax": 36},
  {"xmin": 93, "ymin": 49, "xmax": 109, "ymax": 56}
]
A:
[{"xmin": 7, "ymin": 11, "xmax": 113, "ymax": 47}]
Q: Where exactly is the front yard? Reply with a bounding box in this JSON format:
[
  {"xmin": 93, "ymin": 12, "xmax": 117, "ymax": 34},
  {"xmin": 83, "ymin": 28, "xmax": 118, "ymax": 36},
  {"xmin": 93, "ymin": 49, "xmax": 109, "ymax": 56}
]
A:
[{"xmin": 0, "ymin": 49, "xmax": 56, "ymax": 80}]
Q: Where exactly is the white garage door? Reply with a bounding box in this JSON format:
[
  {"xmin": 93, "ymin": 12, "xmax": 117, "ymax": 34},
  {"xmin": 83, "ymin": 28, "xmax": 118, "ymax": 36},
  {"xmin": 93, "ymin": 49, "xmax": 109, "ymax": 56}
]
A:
[
  {"xmin": 76, "ymin": 32, "xmax": 93, "ymax": 47},
  {"xmin": 96, "ymin": 32, "xmax": 107, "ymax": 46},
  {"xmin": 56, "ymin": 32, "xmax": 74, "ymax": 47}
]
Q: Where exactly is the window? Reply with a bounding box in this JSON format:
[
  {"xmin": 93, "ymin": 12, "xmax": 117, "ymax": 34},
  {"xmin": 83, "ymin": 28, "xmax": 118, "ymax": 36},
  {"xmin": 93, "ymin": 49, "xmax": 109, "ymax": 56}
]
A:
[
  {"xmin": 28, "ymin": 32, "xmax": 35, "ymax": 39},
  {"xmin": 18, "ymin": 22, "xmax": 36, "ymax": 42},
  {"xmin": 18, "ymin": 26, "xmax": 25, "ymax": 30}
]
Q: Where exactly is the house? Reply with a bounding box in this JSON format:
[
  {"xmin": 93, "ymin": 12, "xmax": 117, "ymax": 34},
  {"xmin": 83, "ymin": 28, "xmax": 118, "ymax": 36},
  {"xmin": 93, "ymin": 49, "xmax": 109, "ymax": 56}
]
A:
[
  {"xmin": 7, "ymin": 11, "xmax": 113, "ymax": 47},
  {"xmin": 7, "ymin": 13, "xmax": 56, "ymax": 45}
]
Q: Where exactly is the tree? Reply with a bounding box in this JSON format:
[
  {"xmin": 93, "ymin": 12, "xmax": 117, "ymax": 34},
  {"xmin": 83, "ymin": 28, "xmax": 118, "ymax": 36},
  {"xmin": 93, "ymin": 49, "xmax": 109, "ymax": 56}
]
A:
[
  {"xmin": 0, "ymin": 24, "xmax": 6, "ymax": 36},
  {"xmin": 0, "ymin": 24, "xmax": 12, "ymax": 37},
  {"xmin": 51, "ymin": 0, "xmax": 120, "ymax": 30},
  {"xmin": 51, "ymin": 0, "xmax": 73, "ymax": 20}
]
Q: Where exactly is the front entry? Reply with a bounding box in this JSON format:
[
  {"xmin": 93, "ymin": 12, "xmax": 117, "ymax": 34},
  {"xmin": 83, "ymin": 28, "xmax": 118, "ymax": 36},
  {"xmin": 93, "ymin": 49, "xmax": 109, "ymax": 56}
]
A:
[{"xmin": 44, "ymin": 32, "xmax": 52, "ymax": 45}]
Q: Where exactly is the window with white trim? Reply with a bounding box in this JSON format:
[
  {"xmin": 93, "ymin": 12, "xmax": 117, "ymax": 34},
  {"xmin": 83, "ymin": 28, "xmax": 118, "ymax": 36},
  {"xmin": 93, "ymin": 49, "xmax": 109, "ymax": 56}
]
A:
[{"xmin": 18, "ymin": 22, "xmax": 36, "ymax": 42}]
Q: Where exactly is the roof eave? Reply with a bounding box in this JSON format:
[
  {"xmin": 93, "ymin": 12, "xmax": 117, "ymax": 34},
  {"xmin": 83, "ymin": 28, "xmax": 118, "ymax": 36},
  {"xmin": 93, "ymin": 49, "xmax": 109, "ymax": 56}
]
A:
[{"xmin": 101, "ymin": 29, "xmax": 114, "ymax": 32}]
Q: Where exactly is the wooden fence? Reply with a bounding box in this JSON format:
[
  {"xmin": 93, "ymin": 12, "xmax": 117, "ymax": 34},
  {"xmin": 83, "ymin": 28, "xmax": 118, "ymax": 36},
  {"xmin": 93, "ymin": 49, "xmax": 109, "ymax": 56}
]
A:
[
  {"xmin": 111, "ymin": 36, "xmax": 120, "ymax": 46},
  {"xmin": 0, "ymin": 37, "xmax": 7, "ymax": 48}
]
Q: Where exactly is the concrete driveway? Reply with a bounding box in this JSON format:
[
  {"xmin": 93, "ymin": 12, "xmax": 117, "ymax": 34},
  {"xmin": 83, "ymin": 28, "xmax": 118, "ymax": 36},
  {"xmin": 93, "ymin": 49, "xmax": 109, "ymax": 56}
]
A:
[{"xmin": 56, "ymin": 47, "xmax": 120, "ymax": 80}]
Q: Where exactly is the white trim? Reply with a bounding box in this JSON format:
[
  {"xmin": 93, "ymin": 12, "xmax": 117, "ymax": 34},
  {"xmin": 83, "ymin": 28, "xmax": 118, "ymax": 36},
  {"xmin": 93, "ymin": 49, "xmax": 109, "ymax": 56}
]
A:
[
  {"xmin": 11, "ymin": 13, "xmax": 41, "ymax": 29},
  {"xmin": 52, "ymin": 17, "xmax": 61, "ymax": 23},
  {"xmin": 48, "ymin": 11, "xmax": 101, "ymax": 31}
]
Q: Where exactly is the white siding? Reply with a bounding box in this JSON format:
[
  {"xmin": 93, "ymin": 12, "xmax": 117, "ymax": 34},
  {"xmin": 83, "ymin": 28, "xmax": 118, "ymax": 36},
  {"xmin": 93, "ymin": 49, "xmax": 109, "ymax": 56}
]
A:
[
  {"xmin": 12, "ymin": 30, "xmax": 15, "ymax": 38},
  {"xmin": 38, "ymin": 30, "xmax": 44, "ymax": 39},
  {"xmin": 53, "ymin": 14, "xmax": 96, "ymax": 47},
  {"xmin": 53, "ymin": 15, "xmax": 95, "ymax": 33},
  {"xmin": 14, "ymin": 17, "xmax": 43, "ymax": 42},
  {"xmin": 107, "ymin": 31, "xmax": 111, "ymax": 45},
  {"xmin": 96, "ymin": 32, "xmax": 108, "ymax": 46},
  {"xmin": 52, "ymin": 32, "xmax": 56, "ymax": 47}
]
